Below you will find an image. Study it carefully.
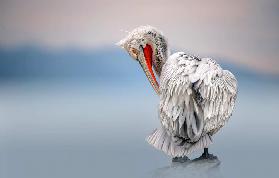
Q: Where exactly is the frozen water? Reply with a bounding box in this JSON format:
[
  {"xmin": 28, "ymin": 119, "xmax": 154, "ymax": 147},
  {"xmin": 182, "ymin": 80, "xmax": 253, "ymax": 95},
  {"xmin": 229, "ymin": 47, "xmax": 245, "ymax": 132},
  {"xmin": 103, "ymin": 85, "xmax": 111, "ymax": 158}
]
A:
[
  {"xmin": 0, "ymin": 79, "xmax": 278, "ymax": 178},
  {"xmin": 152, "ymin": 158, "xmax": 223, "ymax": 178}
]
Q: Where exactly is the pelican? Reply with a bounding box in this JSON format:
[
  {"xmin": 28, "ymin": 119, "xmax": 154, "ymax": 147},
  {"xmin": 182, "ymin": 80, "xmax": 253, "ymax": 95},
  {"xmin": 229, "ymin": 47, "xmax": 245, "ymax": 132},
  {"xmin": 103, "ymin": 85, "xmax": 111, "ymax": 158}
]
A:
[{"xmin": 117, "ymin": 26, "xmax": 237, "ymax": 161}]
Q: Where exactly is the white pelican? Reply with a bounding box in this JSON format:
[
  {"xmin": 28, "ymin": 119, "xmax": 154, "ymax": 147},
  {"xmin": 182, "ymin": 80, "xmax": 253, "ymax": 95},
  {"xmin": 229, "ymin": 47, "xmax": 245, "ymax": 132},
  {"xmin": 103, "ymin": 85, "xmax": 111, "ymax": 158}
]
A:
[{"xmin": 118, "ymin": 26, "xmax": 238, "ymax": 161}]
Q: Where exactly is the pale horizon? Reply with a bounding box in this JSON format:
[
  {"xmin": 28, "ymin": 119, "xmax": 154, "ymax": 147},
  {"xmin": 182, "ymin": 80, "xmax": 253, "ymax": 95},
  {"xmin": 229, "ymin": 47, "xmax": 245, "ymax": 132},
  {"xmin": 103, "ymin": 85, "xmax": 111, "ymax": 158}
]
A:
[{"xmin": 1, "ymin": 0, "xmax": 279, "ymax": 74}]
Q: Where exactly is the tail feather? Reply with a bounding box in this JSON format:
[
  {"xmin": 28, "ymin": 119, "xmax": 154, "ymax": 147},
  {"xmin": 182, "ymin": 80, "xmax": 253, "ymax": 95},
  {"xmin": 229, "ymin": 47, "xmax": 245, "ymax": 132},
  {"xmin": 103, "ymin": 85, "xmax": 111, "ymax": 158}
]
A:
[{"xmin": 146, "ymin": 128, "xmax": 213, "ymax": 157}]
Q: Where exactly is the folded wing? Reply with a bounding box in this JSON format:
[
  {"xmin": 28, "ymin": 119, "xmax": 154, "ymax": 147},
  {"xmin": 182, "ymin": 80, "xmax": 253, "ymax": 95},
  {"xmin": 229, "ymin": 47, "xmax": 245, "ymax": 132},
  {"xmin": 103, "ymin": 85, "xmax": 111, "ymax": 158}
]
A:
[{"xmin": 159, "ymin": 53, "xmax": 238, "ymax": 144}]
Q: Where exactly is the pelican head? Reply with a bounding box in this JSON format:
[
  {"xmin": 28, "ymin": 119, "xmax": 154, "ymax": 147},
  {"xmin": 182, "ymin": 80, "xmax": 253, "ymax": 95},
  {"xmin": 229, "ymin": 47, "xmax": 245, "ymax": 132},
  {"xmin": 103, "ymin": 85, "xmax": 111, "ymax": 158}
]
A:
[{"xmin": 117, "ymin": 26, "xmax": 169, "ymax": 95}]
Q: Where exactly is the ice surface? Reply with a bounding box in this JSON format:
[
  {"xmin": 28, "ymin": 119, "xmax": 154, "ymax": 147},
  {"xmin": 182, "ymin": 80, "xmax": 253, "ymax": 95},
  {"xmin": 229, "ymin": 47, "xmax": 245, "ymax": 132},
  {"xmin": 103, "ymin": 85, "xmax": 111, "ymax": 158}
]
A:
[
  {"xmin": 0, "ymin": 79, "xmax": 278, "ymax": 178},
  {"xmin": 152, "ymin": 158, "xmax": 223, "ymax": 178}
]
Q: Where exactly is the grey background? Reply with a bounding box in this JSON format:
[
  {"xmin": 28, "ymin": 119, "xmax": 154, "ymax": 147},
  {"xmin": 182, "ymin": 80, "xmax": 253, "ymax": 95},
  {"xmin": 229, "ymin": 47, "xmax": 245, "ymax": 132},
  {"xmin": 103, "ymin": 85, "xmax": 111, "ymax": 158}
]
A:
[
  {"xmin": 0, "ymin": 47, "xmax": 278, "ymax": 178},
  {"xmin": 1, "ymin": 0, "xmax": 279, "ymax": 177}
]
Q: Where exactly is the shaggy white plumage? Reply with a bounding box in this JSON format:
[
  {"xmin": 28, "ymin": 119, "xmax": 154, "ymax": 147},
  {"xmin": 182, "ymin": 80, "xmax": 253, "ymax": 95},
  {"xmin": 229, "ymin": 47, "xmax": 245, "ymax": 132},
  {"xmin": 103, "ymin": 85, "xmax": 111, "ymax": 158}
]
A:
[
  {"xmin": 147, "ymin": 52, "xmax": 237, "ymax": 157},
  {"xmin": 118, "ymin": 26, "xmax": 238, "ymax": 158}
]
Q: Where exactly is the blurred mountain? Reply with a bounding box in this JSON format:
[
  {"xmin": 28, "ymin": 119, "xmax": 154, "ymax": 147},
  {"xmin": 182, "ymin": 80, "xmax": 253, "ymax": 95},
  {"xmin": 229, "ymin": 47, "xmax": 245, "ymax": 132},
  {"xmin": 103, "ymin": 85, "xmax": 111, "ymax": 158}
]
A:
[{"xmin": 0, "ymin": 46, "xmax": 278, "ymax": 85}]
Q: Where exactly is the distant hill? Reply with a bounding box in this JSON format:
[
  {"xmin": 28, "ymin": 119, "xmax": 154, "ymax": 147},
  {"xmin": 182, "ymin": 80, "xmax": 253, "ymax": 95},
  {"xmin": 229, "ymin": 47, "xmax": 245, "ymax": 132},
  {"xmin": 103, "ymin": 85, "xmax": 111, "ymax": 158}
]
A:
[{"xmin": 0, "ymin": 46, "xmax": 278, "ymax": 85}]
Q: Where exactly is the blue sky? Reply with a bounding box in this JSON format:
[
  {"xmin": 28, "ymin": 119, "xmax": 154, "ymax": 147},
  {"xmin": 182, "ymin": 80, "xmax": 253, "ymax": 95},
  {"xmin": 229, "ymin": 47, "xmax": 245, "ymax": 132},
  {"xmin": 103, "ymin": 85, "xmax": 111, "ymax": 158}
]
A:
[{"xmin": 0, "ymin": 0, "xmax": 279, "ymax": 74}]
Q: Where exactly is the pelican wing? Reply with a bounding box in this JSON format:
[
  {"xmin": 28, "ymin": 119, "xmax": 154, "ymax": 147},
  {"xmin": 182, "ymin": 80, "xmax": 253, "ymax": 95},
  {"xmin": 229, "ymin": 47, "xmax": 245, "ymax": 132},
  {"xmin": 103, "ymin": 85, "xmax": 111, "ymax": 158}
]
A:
[
  {"xmin": 193, "ymin": 58, "xmax": 237, "ymax": 134},
  {"xmin": 159, "ymin": 52, "xmax": 238, "ymax": 143},
  {"xmin": 193, "ymin": 59, "xmax": 238, "ymax": 134}
]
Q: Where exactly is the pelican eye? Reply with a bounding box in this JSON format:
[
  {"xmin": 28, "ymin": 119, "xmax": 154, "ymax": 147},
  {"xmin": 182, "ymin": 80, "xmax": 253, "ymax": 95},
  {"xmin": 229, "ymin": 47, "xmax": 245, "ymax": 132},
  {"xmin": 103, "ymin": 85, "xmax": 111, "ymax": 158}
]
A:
[{"xmin": 129, "ymin": 48, "xmax": 139, "ymax": 59}]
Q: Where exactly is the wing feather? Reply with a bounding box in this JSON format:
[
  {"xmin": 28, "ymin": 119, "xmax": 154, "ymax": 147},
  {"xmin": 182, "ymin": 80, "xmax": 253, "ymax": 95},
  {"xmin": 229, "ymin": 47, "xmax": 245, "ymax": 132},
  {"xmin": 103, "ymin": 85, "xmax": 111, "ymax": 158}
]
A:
[{"xmin": 159, "ymin": 53, "xmax": 238, "ymax": 143}]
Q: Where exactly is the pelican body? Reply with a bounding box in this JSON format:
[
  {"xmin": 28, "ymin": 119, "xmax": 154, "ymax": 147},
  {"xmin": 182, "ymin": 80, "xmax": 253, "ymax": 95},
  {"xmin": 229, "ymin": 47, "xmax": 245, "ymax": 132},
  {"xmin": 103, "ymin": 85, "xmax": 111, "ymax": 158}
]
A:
[{"xmin": 118, "ymin": 26, "xmax": 237, "ymax": 159}]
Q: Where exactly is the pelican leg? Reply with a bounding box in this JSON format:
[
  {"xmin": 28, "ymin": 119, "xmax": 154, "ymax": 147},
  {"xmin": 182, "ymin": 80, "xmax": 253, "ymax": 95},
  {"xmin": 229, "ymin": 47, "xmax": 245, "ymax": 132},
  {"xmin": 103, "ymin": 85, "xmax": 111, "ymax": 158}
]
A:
[
  {"xmin": 172, "ymin": 156, "xmax": 190, "ymax": 163},
  {"xmin": 196, "ymin": 148, "xmax": 218, "ymax": 160}
]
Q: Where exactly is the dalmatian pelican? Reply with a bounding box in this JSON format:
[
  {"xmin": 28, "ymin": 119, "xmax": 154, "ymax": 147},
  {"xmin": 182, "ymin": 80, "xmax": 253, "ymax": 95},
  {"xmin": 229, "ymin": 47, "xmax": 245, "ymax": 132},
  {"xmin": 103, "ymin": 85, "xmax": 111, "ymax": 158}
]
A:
[{"xmin": 117, "ymin": 26, "xmax": 238, "ymax": 161}]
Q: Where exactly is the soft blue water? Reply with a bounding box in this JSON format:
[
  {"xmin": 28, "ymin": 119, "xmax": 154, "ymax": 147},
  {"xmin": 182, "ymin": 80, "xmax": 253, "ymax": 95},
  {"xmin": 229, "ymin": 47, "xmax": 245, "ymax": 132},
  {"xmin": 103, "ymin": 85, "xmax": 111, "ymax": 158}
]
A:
[{"xmin": 0, "ymin": 79, "xmax": 278, "ymax": 178}]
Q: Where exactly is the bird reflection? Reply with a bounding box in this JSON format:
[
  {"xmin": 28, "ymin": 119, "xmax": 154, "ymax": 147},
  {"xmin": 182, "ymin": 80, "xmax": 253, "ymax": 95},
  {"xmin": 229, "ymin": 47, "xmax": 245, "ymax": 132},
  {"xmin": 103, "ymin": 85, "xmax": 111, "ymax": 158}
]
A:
[{"xmin": 151, "ymin": 157, "xmax": 223, "ymax": 178}]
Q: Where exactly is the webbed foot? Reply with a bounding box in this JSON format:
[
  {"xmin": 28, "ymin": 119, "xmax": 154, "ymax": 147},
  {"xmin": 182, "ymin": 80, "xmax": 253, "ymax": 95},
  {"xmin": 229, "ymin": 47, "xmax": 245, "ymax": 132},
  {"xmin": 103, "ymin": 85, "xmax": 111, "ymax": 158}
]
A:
[
  {"xmin": 172, "ymin": 156, "xmax": 190, "ymax": 163},
  {"xmin": 195, "ymin": 148, "xmax": 218, "ymax": 160}
]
